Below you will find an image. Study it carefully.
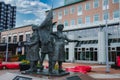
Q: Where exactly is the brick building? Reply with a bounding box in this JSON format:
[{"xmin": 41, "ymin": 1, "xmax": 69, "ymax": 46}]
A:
[{"xmin": 52, "ymin": 0, "xmax": 120, "ymax": 64}]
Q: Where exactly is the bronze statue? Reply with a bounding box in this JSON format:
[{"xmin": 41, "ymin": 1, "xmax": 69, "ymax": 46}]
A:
[
  {"xmin": 37, "ymin": 9, "xmax": 55, "ymax": 74},
  {"xmin": 24, "ymin": 25, "xmax": 40, "ymax": 73},
  {"xmin": 51, "ymin": 24, "xmax": 79, "ymax": 73}
]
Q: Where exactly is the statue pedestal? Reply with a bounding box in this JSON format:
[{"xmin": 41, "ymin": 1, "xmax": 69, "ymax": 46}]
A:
[
  {"xmin": 38, "ymin": 69, "xmax": 70, "ymax": 76},
  {"xmin": 21, "ymin": 69, "xmax": 70, "ymax": 76}
]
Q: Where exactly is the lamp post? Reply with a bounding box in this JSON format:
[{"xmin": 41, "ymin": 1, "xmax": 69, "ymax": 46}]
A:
[
  {"xmin": 105, "ymin": 0, "xmax": 110, "ymax": 73},
  {"xmin": 5, "ymin": 30, "xmax": 9, "ymax": 62}
]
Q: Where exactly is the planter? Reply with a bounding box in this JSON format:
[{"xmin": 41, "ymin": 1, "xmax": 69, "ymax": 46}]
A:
[
  {"xmin": 10, "ymin": 57, "xmax": 19, "ymax": 62},
  {"xmin": 19, "ymin": 63, "xmax": 30, "ymax": 71}
]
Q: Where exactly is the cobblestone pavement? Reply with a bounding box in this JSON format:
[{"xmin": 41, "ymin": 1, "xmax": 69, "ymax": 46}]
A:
[{"xmin": 0, "ymin": 61, "xmax": 120, "ymax": 80}]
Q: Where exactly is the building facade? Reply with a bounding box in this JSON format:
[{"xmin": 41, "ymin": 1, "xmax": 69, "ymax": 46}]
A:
[
  {"xmin": 0, "ymin": 25, "xmax": 32, "ymax": 56},
  {"xmin": 52, "ymin": 0, "xmax": 120, "ymax": 64},
  {"xmin": 0, "ymin": 2, "xmax": 16, "ymax": 31}
]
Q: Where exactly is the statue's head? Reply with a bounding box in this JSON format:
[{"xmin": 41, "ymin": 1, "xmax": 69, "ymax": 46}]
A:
[{"xmin": 57, "ymin": 24, "xmax": 64, "ymax": 31}]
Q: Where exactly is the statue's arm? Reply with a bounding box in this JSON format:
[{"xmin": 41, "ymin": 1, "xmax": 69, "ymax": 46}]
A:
[{"xmin": 65, "ymin": 35, "xmax": 79, "ymax": 42}]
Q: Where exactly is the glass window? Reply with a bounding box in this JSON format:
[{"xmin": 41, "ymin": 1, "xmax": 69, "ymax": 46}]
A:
[
  {"xmin": 58, "ymin": 11, "xmax": 62, "ymax": 18},
  {"xmin": 113, "ymin": 10, "xmax": 119, "ymax": 19},
  {"xmin": 64, "ymin": 9, "xmax": 68, "ymax": 15},
  {"xmin": 19, "ymin": 35, "xmax": 23, "ymax": 42},
  {"xmin": 113, "ymin": 0, "xmax": 119, "ymax": 3},
  {"xmin": 53, "ymin": 12, "xmax": 56, "ymax": 19},
  {"xmin": 85, "ymin": 16, "xmax": 91, "ymax": 23},
  {"xmin": 85, "ymin": 2, "xmax": 90, "ymax": 10},
  {"xmin": 64, "ymin": 20, "xmax": 68, "ymax": 26},
  {"xmin": 78, "ymin": 5, "xmax": 82, "ymax": 12},
  {"xmin": 2, "ymin": 37, "xmax": 6, "ymax": 43},
  {"xmin": 13, "ymin": 36, "xmax": 17, "ymax": 42},
  {"xmin": 70, "ymin": 19, "xmax": 75, "ymax": 25},
  {"xmin": 70, "ymin": 7, "xmax": 75, "ymax": 14},
  {"xmin": 94, "ymin": 0, "xmax": 99, "ymax": 8},
  {"xmin": 103, "ymin": 0, "xmax": 108, "ymax": 6},
  {"xmin": 8, "ymin": 36, "xmax": 11, "ymax": 42},
  {"xmin": 26, "ymin": 34, "xmax": 30, "ymax": 42},
  {"xmin": 78, "ymin": 17, "xmax": 82, "ymax": 24},
  {"xmin": 103, "ymin": 11, "xmax": 109, "ymax": 20},
  {"xmin": 94, "ymin": 14, "xmax": 99, "ymax": 22}
]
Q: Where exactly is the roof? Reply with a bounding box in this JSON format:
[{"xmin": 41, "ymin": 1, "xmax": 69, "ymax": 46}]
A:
[{"xmin": 53, "ymin": 0, "xmax": 85, "ymax": 10}]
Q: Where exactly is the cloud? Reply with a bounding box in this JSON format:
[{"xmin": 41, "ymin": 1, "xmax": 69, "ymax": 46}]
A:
[{"xmin": 0, "ymin": 0, "xmax": 51, "ymax": 26}]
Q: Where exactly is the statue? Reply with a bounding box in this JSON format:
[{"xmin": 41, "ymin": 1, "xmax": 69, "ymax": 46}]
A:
[
  {"xmin": 51, "ymin": 24, "xmax": 79, "ymax": 74},
  {"xmin": 24, "ymin": 25, "xmax": 40, "ymax": 73},
  {"xmin": 37, "ymin": 9, "xmax": 56, "ymax": 74}
]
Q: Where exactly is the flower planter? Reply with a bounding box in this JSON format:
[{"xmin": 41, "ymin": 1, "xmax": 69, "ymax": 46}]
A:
[
  {"xmin": 19, "ymin": 63, "xmax": 30, "ymax": 71},
  {"xmin": 10, "ymin": 57, "xmax": 19, "ymax": 62}
]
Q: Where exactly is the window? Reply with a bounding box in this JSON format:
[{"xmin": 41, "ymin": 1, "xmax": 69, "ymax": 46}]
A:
[
  {"xmin": 2, "ymin": 37, "xmax": 6, "ymax": 43},
  {"xmin": 70, "ymin": 19, "xmax": 75, "ymax": 26},
  {"xmin": 113, "ymin": 0, "xmax": 119, "ymax": 3},
  {"xmin": 77, "ymin": 5, "xmax": 82, "ymax": 15},
  {"xmin": 78, "ymin": 5, "xmax": 82, "ymax": 12},
  {"xmin": 94, "ymin": 0, "xmax": 99, "ymax": 8},
  {"xmin": 70, "ymin": 7, "xmax": 75, "ymax": 14},
  {"xmin": 64, "ymin": 20, "xmax": 68, "ymax": 26},
  {"xmin": 58, "ymin": 11, "xmax": 62, "ymax": 19},
  {"xmin": 94, "ymin": 14, "xmax": 99, "ymax": 22},
  {"xmin": 113, "ymin": 10, "xmax": 119, "ymax": 19},
  {"xmin": 103, "ymin": 11, "xmax": 109, "ymax": 20},
  {"xmin": 85, "ymin": 16, "xmax": 91, "ymax": 23},
  {"xmin": 53, "ymin": 12, "xmax": 56, "ymax": 19},
  {"xmin": 78, "ymin": 18, "xmax": 82, "ymax": 24},
  {"xmin": 103, "ymin": 0, "xmax": 108, "ymax": 6},
  {"xmin": 64, "ymin": 9, "xmax": 68, "ymax": 15},
  {"xmin": 19, "ymin": 35, "xmax": 23, "ymax": 42},
  {"xmin": 8, "ymin": 36, "xmax": 11, "ymax": 42},
  {"xmin": 26, "ymin": 34, "xmax": 31, "ymax": 42},
  {"xmin": 85, "ymin": 2, "xmax": 90, "ymax": 10},
  {"xmin": 13, "ymin": 36, "xmax": 17, "ymax": 42}
]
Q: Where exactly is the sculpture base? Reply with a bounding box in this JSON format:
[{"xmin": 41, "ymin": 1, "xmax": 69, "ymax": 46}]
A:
[{"xmin": 21, "ymin": 69, "xmax": 70, "ymax": 76}]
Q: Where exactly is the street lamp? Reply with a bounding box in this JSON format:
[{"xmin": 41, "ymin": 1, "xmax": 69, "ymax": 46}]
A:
[
  {"xmin": 5, "ymin": 30, "xmax": 9, "ymax": 62},
  {"xmin": 105, "ymin": 0, "xmax": 110, "ymax": 73}
]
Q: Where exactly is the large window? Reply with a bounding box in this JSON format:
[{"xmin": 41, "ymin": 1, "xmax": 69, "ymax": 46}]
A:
[
  {"xmin": 85, "ymin": 16, "xmax": 91, "ymax": 23},
  {"xmin": 85, "ymin": 2, "xmax": 90, "ymax": 10},
  {"xmin": 94, "ymin": 0, "xmax": 99, "ymax": 8},
  {"xmin": 94, "ymin": 14, "xmax": 99, "ymax": 22},
  {"xmin": 113, "ymin": 10, "xmax": 119, "ymax": 19},
  {"xmin": 78, "ymin": 17, "xmax": 82, "ymax": 24}
]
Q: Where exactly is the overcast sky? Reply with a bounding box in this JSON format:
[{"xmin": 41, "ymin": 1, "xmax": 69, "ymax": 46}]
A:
[{"xmin": 0, "ymin": 0, "xmax": 64, "ymax": 27}]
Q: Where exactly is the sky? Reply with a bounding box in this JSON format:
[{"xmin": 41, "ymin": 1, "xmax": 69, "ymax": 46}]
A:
[{"xmin": 0, "ymin": 0, "xmax": 64, "ymax": 27}]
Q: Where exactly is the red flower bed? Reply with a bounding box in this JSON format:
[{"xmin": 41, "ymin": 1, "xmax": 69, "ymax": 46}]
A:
[{"xmin": 65, "ymin": 65, "xmax": 91, "ymax": 74}]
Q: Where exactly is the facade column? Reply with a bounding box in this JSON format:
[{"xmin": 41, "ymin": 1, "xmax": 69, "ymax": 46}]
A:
[
  {"xmin": 98, "ymin": 31, "xmax": 106, "ymax": 64},
  {"xmin": 67, "ymin": 34, "xmax": 77, "ymax": 62}
]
